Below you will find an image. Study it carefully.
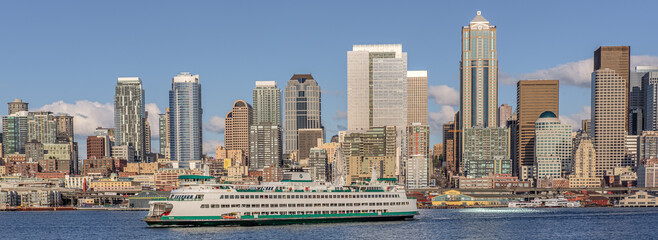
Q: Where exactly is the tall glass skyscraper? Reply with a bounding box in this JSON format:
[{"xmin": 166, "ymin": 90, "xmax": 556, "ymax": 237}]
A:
[
  {"xmin": 114, "ymin": 77, "xmax": 145, "ymax": 162},
  {"xmin": 347, "ymin": 44, "xmax": 407, "ymax": 131},
  {"xmin": 2, "ymin": 111, "xmax": 28, "ymax": 155},
  {"xmin": 460, "ymin": 11, "xmax": 498, "ymax": 128},
  {"xmin": 285, "ymin": 74, "xmax": 322, "ymax": 154},
  {"xmin": 169, "ymin": 72, "xmax": 203, "ymax": 168}
]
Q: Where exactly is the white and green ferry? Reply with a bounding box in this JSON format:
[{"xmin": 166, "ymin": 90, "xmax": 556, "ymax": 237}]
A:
[{"xmin": 144, "ymin": 172, "xmax": 418, "ymax": 227}]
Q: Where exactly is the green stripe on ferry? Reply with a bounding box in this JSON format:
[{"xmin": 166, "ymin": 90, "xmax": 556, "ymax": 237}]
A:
[{"xmin": 160, "ymin": 211, "xmax": 418, "ymax": 221}]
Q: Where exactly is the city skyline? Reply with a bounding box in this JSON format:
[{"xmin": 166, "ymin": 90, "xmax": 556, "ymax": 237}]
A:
[{"xmin": 4, "ymin": 2, "xmax": 658, "ymax": 157}]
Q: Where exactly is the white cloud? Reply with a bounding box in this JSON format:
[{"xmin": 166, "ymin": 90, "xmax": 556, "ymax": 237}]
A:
[
  {"xmin": 334, "ymin": 110, "xmax": 347, "ymax": 121},
  {"xmin": 203, "ymin": 139, "xmax": 223, "ymax": 156},
  {"xmin": 429, "ymin": 105, "xmax": 457, "ymax": 136},
  {"xmin": 559, "ymin": 106, "xmax": 591, "ymax": 131},
  {"xmin": 38, "ymin": 100, "xmax": 114, "ymax": 137},
  {"xmin": 204, "ymin": 116, "xmax": 226, "ymax": 134},
  {"xmin": 502, "ymin": 55, "xmax": 658, "ymax": 88},
  {"xmin": 145, "ymin": 103, "xmax": 162, "ymax": 139},
  {"xmin": 428, "ymin": 85, "xmax": 459, "ymax": 106}
]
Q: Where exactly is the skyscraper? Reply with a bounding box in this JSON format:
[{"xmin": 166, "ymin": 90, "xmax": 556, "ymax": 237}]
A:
[
  {"xmin": 250, "ymin": 81, "xmax": 282, "ymax": 169},
  {"xmin": 347, "ymin": 44, "xmax": 407, "ymax": 131},
  {"xmin": 169, "ymin": 72, "xmax": 203, "ymax": 168},
  {"xmin": 407, "ymin": 70, "xmax": 428, "ymax": 125},
  {"xmin": 405, "ymin": 123, "xmax": 430, "ymax": 189},
  {"xmin": 568, "ymin": 139, "xmax": 600, "ymax": 188},
  {"xmin": 114, "ymin": 77, "xmax": 145, "ymax": 162},
  {"xmin": 225, "ymin": 100, "xmax": 252, "ymax": 160},
  {"xmin": 462, "ymin": 127, "xmax": 511, "ymax": 177},
  {"xmin": 516, "ymin": 80, "xmax": 559, "ymax": 180},
  {"xmin": 2, "ymin": 111, "xmax": 28, "ymax": 155},
  {"xmin": 145, "ymin": 111, "xmax": 151, "ymax": 156},
  {"xmin": 7, "ymin": 99, "xmax": 28, "ymax": 115},
  {"xmin": 285, "ymin": 74, "xmax": 322, "ymax": 154},
  {"xmin": 592, "ymin": 69, "xmax": 627, "ymax": 177},
  {"xmin": 592, "ymin": 47, "xmax": 629, "ymax": 177},
  {"xmin": 534, "ymin": 111, "xmax": 572, "ymax": 179},
  {"xmin": 460, "ymin": 11, "xmax": 498, "ymax": 129},
  {"xmin": 595, "ymin": 46, "xmax": 630, "ymax": 132},
  {"xmin": 55, "ymin": 114, "xmax": 74, "ymax": 143},
  {"xmin": 159, "ymin": 107, "xmax": 170, "ymax": 157},
  {"xmin": 643, "ymin": 71, "xmax": 658, "ymax": 131},
  {"xmin": 253, "ymin": 81, "xmax": 281, "ymax": 126}
]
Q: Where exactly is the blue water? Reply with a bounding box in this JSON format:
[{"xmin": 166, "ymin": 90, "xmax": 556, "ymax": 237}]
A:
[{"xmin": 2, "ymin": 208, "xmax": 657, "ymax": 239}]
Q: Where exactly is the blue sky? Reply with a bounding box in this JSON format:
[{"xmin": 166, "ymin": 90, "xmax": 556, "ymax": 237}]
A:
[{"xmin": 2, "ymin": 1, "xmax": 658, "ymax": 157}]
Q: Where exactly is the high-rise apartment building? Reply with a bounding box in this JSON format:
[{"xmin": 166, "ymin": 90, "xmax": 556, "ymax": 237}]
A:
[
  {"xmin": 249, "ymin": 123, "xmax": 282, "ymax": 170},
  {"xmin": 144, "ymin": 112, "xmax": 151, "ymax": 155},
  {"xmin": 159, "ymin": 107, "xmax": 170, "ymax": 157},
  {"xmin": 216, "ymin": 146, "xmax": 246, "ymax": 167},
  {"xmin": 285, "ymin": 74, "xmax": 322, "ymax": 154},
  {"xmin": 2, "ymin": 111, "xmax": 28, "ymax": 155},
  {"xmin": 8, "ymin": 99, "xmax": 28, "ymax": 115},
  {"xmin": 460, "ymin": 11, "xmax": 498, "ymax": 128},
  {"xmin": 114, "ymin": 77, "xmax": 145, "ymax": 162},
  {"xmin": 87, "ymin": 135, "xmax": 111, "ymax": 159},
  {"xmin": 309, "ymin": 148, "xmax": 328, "ymax": 182},
  {"xmin": 516, "ymin": 80, "xmax": 559, "ymax": 180},
  {"xmin": 534, "ymin": 111, "xmax": 572, "ymax": 179},
  {"xmin": 347, "ymin": 44, "xmax": 407, "ymax": 131},
  {"xmin": 595, "ymin": 46, "xmax": 630, "ymax": 132},
  {"xmin": 462, "ymin": 127, "xmax": 511, "ymax": 177},
  {"xmin": 169, "ymin": 72, "xmax": 203, "ymax": 168},
  {"xmin": 498, "ymin": 104, "xmax": 513, "ymax": 128},
  {"xmin": 225, "ymin": 100, "xmax": 252, "ymax": 159},
  {"xmin": 442, "ymin": 121, "xmax": 457, "ymax": 174},
  {"xmin": 592, "ymin": 48, "xmax": 629, "ymax": 177},
  {"xmin": 27, "ymin": 111, "xmax": 57, "ymax": 144},
  {"xmin": 405, "ymin": 123, "xmax": 430, "ymax": 189},
  {"xmin": 253, "ymin": 81, "xmax": 282, "ymax": 126},
  {"xmin": 638, "ymin": 131, "xmax": 658, "ymax": 164},
  {"xmin": 407, "ymin": 71, "xmax": 428, "ymax": 125}
]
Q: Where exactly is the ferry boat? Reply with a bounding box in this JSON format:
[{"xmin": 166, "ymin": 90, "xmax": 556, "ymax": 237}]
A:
[{"xmin": 144, "ymin": 172, "xmax": 418, "ymax": 227}]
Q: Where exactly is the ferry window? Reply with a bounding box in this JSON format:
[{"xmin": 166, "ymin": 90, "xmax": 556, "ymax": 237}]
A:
[
  {"xmin": 262, "ymin": 204, "xmax": 269, "ymax": 208},
  {"xmin": 221, "ymin": 205, "xmax": 229, "ymax": 208},
  {"xmin": 239, "ymin": 195, "xmax": 245, "ymax": 199},
  {"xmin": 271, "ymin": 204, "xmax": 278, "ymax": 207},
  {"xmin": 231, "ymin": 204, "xmax": 239, "ymax": 208},
  {"xmin": 211, "ymin": 204, "xmax": 219, "ymax": 208},
  {"xmin": 305, "ymin": 204, "xmax": 312, "ymax": 207},
  {"xmin": 313, "ymin": 203, "xmax": 321, "ymax": 207},
  {"xmin": 200, "ymin": 204, "xmax": 209, "ymax": 208},
  {"xmin": 252, "ymin": 204, "xmax": 258, "ymax": 208}
]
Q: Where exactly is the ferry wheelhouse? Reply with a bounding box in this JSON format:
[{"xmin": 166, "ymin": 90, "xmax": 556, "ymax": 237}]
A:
[{"xmin": 144, "ymin": 172, "xmax": 418, "ymax": 227}]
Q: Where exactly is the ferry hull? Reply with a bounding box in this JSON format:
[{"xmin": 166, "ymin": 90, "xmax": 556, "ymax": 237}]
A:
[{"xmin": 144, "ymin": 213, "xmax": 417, "ymax": 227}]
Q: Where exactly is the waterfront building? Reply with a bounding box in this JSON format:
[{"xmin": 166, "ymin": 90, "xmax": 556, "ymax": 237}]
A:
[
  {"xmin": 407, "ymin": 70, "xmax": 428, "ymax": 125},
  {"xmin": 568, "ymin": 139, "xmax": 601, "ymax": 188},
  {"xmin": 262, "ymin": 164, "xmax": 284, "ymax": 182},
  {"xmin": 298, "ymin": 128, "xmax": 324, "ymax": 160},
  {"xmin": 309, "ymin": 148, "xmax": 328, "ymax": 182},
  {"xmin": 114, "ymin": 77, "xmax": 146, "ymax": 162},
  {"xmin": 225, "ymin": 100, "xmax": 252, "ymax": 161},
  {"xmin": 516, "ymin": 80, "xmax": 559, "ymax": 180},
  {"xmin": 169, "ymin": 72, "xmax": 203, "ymax": 168},
  {"xmin": 460, "ymin": 11, "xmax": 498, "ymax": 129},
  {"xmin": 154, "ymin": 168, "xmax": 203, "ymax": 191},
  {"xmin": 8, "ymin": 99, "xmax": 28, "ymax": 115},
  {"xmin": 248, "ymin": 123, "xmax": 282, "ymax": 170},
  {"xmin": 498, "ymin": 104, "xmax": 513, "ymax": 128},
  {"xmin": 87, "ymin": 135, "xmax": 111, "ymax": 159},
  {"xmin": 285, "ymin": 74, "xmax": 322, "ymax": 154},
  {"xmin": 343, "ymin": 126, "xmax": 397, "ymax": 184},
  {"xmin": 124, "ymin": 162, "xmax": 162, "ymax": 174},
  {"xmin": 454, "ymin": 174, "xmax": 529, "ymax": 189},
  {"xmin": 462, "ymin": 127, "xmax": 511, "ymax": 178},
  {"xmin": 2, "ymin": 111, "xmax": 28, "ymax": 155},
  {"xmin": 534, "ymin": 111, "xmax": 572, "ymax": 179},
  {"xmin": 89, "ymin": 174, "xmax": 141, "ymax": 192},
  {"xmin": 617, "ymin": 190, "xmax": 658, "ymax": 207},
  {"xmin": 253, "ymin": 81, "xmax": 282, "ymax": 126},
  {"xmin": 159, "ymin": 108, "xmax": 170, "ymax": 157}
]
